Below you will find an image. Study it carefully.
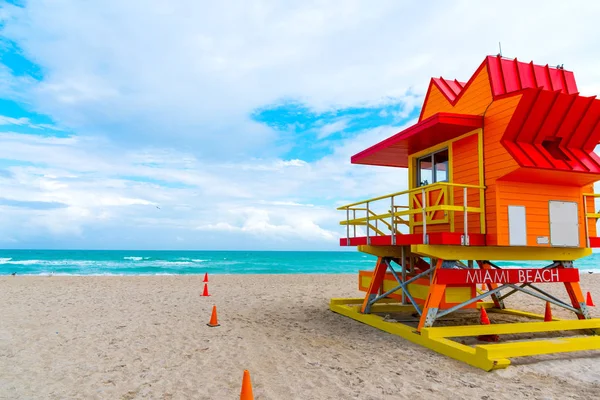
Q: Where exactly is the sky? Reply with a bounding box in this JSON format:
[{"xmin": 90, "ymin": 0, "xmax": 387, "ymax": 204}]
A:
[{"xmin": 1, "ymin": 1, "xmax": 600, "ymax": 250}]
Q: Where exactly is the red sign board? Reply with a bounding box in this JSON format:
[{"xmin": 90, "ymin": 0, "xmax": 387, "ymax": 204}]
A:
[{"xmin": 436, "ymin": 268, "xmax": 579, "ymax": 285}]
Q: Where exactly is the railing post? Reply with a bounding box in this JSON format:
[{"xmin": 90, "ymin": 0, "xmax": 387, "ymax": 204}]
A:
[
  {"xmin": 346, "ymin": 208, "xmax": 350, "ymax": 246},
  {"xmin": 422, "ymin": 188, "xmax": 427, "ymax": 244},
  {"xmin": 353, "ymin": 209, "xmax": 356, "ymax": 238},
  {"xmin": 391, "ymin": 196, "xmax": 396, "ymax": 245},
  {"xmin": 366, "ymin": 202, "xmax": 371, "ymax": 245},
  {"xmin": 584, "ymin": 195, "xmax": 590, "ymax": 248},
  {"xmin": 463, "ymin": 187, "xmax": 468, "ymax": 246}
]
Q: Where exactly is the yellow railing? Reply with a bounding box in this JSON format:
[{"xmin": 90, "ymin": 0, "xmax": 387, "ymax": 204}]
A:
[
  {"xmin": 582, "ymin": 193, "xmax": 600, "ymax": 247},
  {"xmin": 338, "ymin": 182, "xmax": 485, "ymax": 246}
]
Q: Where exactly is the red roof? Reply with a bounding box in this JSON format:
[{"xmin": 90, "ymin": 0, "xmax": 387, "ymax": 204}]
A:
[
  {"xmin": 420, "ymin": 55, "xmax": 578, "ymax": 121},
  {"xmin": 351, "ymin": 113, "xmax": 483, "ymax": 168},
  {"xmin": 352, "ymin": 55, "xmax": 599, "ymax": 176},
  {"xmin": 486, "ymin": 55, "xmax": 578, "ymax": 97},
  {"xmin": 431, "ymin": 78, "xmax": 466, "ymax": 102},
  {"xmin": 502, "ymin": 88, "xmax": 600, "ymax": 174}
]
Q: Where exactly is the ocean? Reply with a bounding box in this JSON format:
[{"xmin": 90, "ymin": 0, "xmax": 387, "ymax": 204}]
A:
[{"xmin": 0, "ymin": 249, "xmax": 599, "ymax": 276}]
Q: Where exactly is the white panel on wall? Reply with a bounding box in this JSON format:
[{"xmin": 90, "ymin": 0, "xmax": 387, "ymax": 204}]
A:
[
  {"xmin": 508, "ymin": 205, "xmax": 527, "ymax": 246},
  {"xmin": 549, "ymin": 201, "xmax": 579, "ymax": 247}
]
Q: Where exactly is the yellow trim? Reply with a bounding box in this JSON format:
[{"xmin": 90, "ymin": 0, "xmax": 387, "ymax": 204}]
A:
[
  {"xmin": 341, "ymin": 205, "xmax": 483, "ymax": 226},
  {"xmin": 407, "ymin": 129, "xmax": 479, "ymax": 234},
  {"xmin": 477, "ymin": 130, "xmax": 486, "ymax": 234},
  {"xmin": 410, "ymin": 186, "xmax": 450, "ymax": 226},
  {"xmin": 330, "ymin": 298, "xmax": 600, "ymax": 371},
  {"xmin": 492, "ymin": 308, "xmax": 559, "ymax": 321},
  {"xmin": 329, "ymin": 299, "xmax": 507, "ymax": 371},
  {"xmin": 476, "ymin": 336, "xmax": 600, "ymax": 360},
  {"xmin": 338, "ymin": 182, "xmax": 484, "ymax": 241},
  {"xmin": 409, "ymin": 129, "xmax": 479, "ymax": 160},
  {"xmin": 337, "ymin": 182, "xmax": 484, "ymax": 209},
  {"xmin": 409, "ymin": 157, "xmax": 415, "ymax": 233},
  {"xmin": 421, "ymin": 319, "xmax": 600, "ymax": 339},
  {"xmin": 449, "ymin": 142, "xmax": 454, "ymax": 232},
  {"xmin": 411, "ymin": 244, "xmax": 592, "ymax": 261}
]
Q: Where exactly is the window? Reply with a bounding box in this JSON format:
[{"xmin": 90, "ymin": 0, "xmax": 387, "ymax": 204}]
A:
[
  {"xmin": 417, "ymin": 149, "xmax": 449, "ymax": 187},
  {"xmin": 417, "ymin": 157, "xmax": 433, "ymax": 187},
  {"xmin": 542, "ymin": 137, "xmax": 571, "ymax": 161}
]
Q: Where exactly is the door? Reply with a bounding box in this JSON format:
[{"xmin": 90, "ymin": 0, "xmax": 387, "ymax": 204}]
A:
[
  {"xmin": 508, "ymin": 206, "xmax": 527, "ymax": 246},
  {"xmin": 549, "ymin": 201, "xmax": 579, "ymax": 247}
]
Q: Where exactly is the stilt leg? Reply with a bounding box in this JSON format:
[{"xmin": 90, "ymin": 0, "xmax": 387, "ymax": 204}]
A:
[
  {"xmin": 479, "ymin": 261, "xmax": 505, "ymax": 309},
  {"xmin": 361, "ymin": 257, "xmax": 388, "ymax": 314},
  {"xmin": 418, "ymin": 259, "xmax": 446, "ymax": 331},
  {"xmin": 564, "ymin": 280, "xmax": 591, "ymax": 320}
]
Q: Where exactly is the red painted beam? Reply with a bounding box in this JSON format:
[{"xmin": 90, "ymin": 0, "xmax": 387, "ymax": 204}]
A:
[
  {"xmin": 338, "ymin": 233, "xmax": 486, "ymax": 247},
  {"xmin": 436, "ymin": 268, "xmax": 579, "ymax": 285}
]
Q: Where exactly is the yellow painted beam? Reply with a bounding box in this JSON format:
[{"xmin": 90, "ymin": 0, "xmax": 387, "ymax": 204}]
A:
[
  {"xmin": 368, "ymin": 304, "xmax": 417, "ymax": 313},
  {"xmin": 421, "ymin": 319, "xmax": 600, "ymax": 339},
  {"xmin": 475, "ymin": 336, "xmax": 600, "ymax": 359},
  {"xmin": 491, "ymin": 308, "xmax": 561, "ymax": 321},
  {"xmin": 330, "ymin": 297, "xmax": 398, "ymax": 305},
  {"xmin": 411, "ymin": 245, "xmax": 592, "ymax": 261},
  {"xmin": 357, "ymin": 245, "xmax": 408, "ymax": 258},
  {"xmin": 329, "ymin": 300, "xmax": 506, "ymax": 371}
]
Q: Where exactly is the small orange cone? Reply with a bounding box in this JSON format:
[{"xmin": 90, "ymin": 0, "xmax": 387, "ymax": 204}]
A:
[
  {"xmin": 240, "ymin": 370, "xmax": 254, "ymax": 400},
  {"xmin": 544, "ymin": 302, "xmax": 552, "ymax": 322},
  {"xmin": 479, "ymin": 307, "xmax": 490, "ymax": 325},
  {"xmin": 203, "ymin": 273, "xmax": 209, "ymax": 283},
  {"xmin": 586, "ymin": 291, "xmax": 595, "ymax": 307},
  {"xmin": 207, "ymin": 305, "xmax": 220, "ymax": 327},
  {"xmin": 201, "ymin": 283, "xmax": 210, "ymax": 297},
  {"xmin": 477, "ymin": 307, "xmax": 499, "ymax": 342}
]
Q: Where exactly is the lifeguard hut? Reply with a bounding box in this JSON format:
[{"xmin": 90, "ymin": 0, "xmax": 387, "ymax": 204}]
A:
[{"xmin": 331, "ymin": 55, "xmax": 600, "ymax": 370}]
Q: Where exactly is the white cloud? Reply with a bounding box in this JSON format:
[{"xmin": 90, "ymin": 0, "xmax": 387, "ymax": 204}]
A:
[
  {"xmin": 316, "ymin": 119, "xmax": 350, "ymax": 139},
  {"xmin": 0, "ymin": 124, "xmax": 409, "ymax": 248},
  {"xmin": 0, "ymin": 115, "xmax": 63, "ymax": 131},
  {"xmin": 2, "ymin": 1, "xmax": 599, "ymax": 153},
  {"xmin": 2, "ymin": 1, "xmax": 600, "ymax": 248}
]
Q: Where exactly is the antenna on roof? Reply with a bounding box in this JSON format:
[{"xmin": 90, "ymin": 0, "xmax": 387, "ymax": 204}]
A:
[{"xmin": 498, "ymin": 42, "xmax": 502, "ymax": 57}]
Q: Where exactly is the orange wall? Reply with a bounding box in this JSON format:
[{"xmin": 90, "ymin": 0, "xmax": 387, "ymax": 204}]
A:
[
  {"xmin": 420, "ymin": 65, "xmax": 493, "ymax": 120},
  {"xmin": 585, "ymin": 184, "xmax": 598, "ymax": 238},
  {"xmin": 415, "ymin": 64, "xmax": 598, "ymax": 247},
  {"xmin": 482, "ymin": 95, "xmax": 522, "ymax": 245},
  {"xmin": 495, "ymin": 181, "xmax": 589, "ymax": 247},
  {"xmin": 452, "ymin": 133, "xmax": 481, "ymax": 234}
]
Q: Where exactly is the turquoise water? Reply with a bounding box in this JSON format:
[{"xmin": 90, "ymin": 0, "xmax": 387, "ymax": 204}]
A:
[{"xmin": 0, "ymin": 250, "xmax": 599, "ymax": 276}]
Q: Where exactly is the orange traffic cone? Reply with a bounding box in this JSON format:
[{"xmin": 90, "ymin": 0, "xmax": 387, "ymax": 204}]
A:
[
  {"xmin": 480, "ymin": 307, "xmax": 490, "ymax": 325},
  {"xmin": 203, "ymin": 273, "xmax": 209, "ymax": 283},
  {"xmin": 477, "ymin": 307, "xmax": 499, "ymax": 342},
  {"xmin": 544, "ymin": 302, "xmax": 552, "ymax": 322},
  {"xmin": 240, "ymin": 370, "xmax": 254, "ymax": 400},
  {"xmin": 207, "ymin": 305, "xmax": 220, "ymax": 327},
  {"xmin": 201, "ymin": 283, "xmax": 210, "ymax": 297},
  {"xmin": 586, "ymin": 291, "xmax": 595, "ymax": 307}
]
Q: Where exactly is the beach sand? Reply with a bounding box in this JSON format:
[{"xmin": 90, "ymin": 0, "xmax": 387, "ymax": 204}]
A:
[{"xmin": 1, "ymin": 274, "xmax": 599, "ymax": 399}]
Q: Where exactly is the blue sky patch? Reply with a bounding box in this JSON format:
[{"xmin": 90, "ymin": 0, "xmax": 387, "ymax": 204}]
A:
[
  {"xmin": 0, "ymin": 197, "xmax": 67, "ymax": 210},
  {"xmin": 119, "ymin": 175, "xmax": 194, "ymax": 189},
  {"xmin": 0, "ymin": 38, "xmax": 43, "ymax": 80},
  {"xmin": 252, "ymin": 100, "xmax": 419, "ymax": 161}
]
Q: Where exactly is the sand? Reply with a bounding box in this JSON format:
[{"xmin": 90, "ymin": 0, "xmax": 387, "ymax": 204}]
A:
[{"xmin": 1, "ymin": 274, "xmax": 599, "ymax": 400}]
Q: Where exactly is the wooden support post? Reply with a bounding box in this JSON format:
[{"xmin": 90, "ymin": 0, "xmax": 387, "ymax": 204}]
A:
[
  {"xmin": 361, "ymin": 257, "xmax": 388, "ymax": 314},
  {"xmin": 418, "ymin": 259, "xmax": 446, "ymax": 331},
  {"xmin": 564, "ymin": 280, "xmax": 590, "ymax": 320},
  {"xmin": 478, "ymin": 261, "xmax": 505, "ymax": 309}
]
